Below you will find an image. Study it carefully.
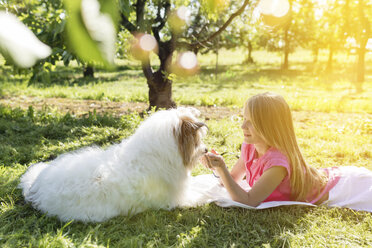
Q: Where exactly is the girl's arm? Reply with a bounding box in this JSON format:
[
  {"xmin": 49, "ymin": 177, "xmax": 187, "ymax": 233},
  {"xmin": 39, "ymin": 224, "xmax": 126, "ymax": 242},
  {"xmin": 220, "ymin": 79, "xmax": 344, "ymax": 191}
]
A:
[
  {"xmin": 229, "ymin": 156, "xmax": 246, "ymax": 182},
  {"xmin": 215, "ymin": 156, "xmax": 245, "ymax": 186},
  {"xmin": 204, "ymin": 152, "xmax": 287, "ymax": 207},
  {"xmin": 216, "ymin": 165, "xmax": 287, "ymax": 207}
]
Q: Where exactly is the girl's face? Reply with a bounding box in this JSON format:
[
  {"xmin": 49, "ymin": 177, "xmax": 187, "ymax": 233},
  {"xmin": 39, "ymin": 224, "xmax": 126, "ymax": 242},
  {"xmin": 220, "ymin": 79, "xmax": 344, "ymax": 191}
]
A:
[{"xmin": 241, "ymin": 108, "xmax": 268, "ymax": 147}]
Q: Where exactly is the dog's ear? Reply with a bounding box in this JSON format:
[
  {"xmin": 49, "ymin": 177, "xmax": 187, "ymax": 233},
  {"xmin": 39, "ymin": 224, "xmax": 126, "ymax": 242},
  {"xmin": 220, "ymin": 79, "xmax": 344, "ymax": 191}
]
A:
[{"xmin": 176, "ymin": 116, "xmax": 206, "ymax": 167}]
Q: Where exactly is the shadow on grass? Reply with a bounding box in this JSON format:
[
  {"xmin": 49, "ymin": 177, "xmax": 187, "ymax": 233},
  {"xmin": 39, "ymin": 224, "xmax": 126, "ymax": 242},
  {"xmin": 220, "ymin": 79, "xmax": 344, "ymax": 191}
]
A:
[
  {"xmin": 196, "ymin": 59, "xmax": 371, "ymax": 95},
  {"xmin": 3, "ymin": 190, "xmax": 370, "ymax": 247},
  {"xmin": 1, "ymin": 182, "xmax": 313, "ymax": 248},
  {"xmin": 0, "ymin": 64, "xmax": 145, "ymax": 89},
  {"xmin": 195, "ymin": 66, "xmax": 308, "ymax": 93},
  {"xmin": 29, "ymin": 66, "xmax": 145, "ymax": 88},
  {"xmin": 0, "ymin": 105, "xmax": 138, "ymax": 167}
]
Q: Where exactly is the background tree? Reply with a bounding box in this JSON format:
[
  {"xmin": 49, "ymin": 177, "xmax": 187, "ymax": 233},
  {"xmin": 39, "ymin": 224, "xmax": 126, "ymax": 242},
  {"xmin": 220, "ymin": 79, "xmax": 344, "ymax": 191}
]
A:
[
  {"xmin": 281, "ymin": 0, "xmax": 317, "ymax": 70},
  {"xmin": 312, "ymin": 0, "xmax": 371, "ymax": 90},
  {"xmin": 305, "ymin": 0, "xmax": 328, "ymax": 64},
  {"xmin": 120, "ymin": 0, "xmax": 251, "ymax": 109},
  {"xmin": 345, "ymin": 0, "xmax": 371, "ymax": 90},
  {"xmin": 235, "ymin": 4, "xmax": 266, "ymax": 64},
  {"xmin": 318, "ymin": 0, "xmax": 346, "ymax": 72}
]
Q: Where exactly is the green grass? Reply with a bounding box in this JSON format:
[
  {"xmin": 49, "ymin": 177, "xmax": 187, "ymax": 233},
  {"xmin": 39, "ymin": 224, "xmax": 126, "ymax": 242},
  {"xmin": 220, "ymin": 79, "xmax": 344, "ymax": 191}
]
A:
[
  {"xmin": 1, "ymin": 49, "xmax": 372, "ymax": 113},
  {"xmin": 0, "ymin": 49, "xmax": 371, "ymax": 247}
]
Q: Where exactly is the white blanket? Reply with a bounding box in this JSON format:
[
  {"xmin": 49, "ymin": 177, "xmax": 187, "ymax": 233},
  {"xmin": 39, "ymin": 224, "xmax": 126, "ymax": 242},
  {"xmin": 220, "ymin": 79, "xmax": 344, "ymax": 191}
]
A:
[{"xmin": 184, "ymin": 174, "xmax": 315, "ymax": 209}]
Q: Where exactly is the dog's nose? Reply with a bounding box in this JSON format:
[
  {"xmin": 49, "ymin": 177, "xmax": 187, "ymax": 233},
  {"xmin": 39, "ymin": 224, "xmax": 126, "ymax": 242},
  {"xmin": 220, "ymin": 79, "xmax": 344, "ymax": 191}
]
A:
[{"xmin": 204, "ymin": 148, "xmax": 208, "ymax": 153}]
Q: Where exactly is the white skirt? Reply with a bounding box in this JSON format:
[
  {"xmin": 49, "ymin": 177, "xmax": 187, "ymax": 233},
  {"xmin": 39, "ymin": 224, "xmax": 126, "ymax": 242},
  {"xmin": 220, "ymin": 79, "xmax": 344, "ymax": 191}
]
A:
[{"xmin": 324, "ymin": 166, "xmax": 372, "ymax": 212}]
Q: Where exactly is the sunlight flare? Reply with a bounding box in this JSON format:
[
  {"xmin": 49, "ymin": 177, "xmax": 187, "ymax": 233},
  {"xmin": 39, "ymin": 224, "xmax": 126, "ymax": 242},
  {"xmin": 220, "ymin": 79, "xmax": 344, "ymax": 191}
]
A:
[
  {"xmin": 169, "ymin": 6, "xmax": 191, "ymax": 33},
  {"xmin": 258, "ymin": 0, "xmax": 290, "ymax": 17},
  {"xmin": 179, "ymin": 51, "xmax": 198, "ymax": 70},
  {"xmin": 169, "ymin": 51, "xmax": 199, "ymax": 76},
  {"xmin": 256, "ymin": 0, "xmax": 291, "ymax": 27},
  {"xmin": 177, "ymin": 6, "xmax": 191, "ymax": 23},
  {"xmin": 130, "ymin": 33, "xmax": 158, "ymax": 62},
  {"xmin": 139, "ymin": 34, "xmax": 157, "ymax": 52}
]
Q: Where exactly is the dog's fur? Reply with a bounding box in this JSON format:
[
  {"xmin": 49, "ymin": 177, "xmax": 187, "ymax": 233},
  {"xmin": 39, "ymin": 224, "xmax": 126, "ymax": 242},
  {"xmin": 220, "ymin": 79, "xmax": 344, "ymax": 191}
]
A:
[{"xmin": 19, "ymin": 107, "xmax": 208, "ymax": 222}]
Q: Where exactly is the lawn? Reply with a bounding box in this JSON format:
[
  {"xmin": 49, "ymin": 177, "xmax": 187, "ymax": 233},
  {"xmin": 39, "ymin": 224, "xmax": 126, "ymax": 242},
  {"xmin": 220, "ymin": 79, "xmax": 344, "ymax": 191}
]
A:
[{"xmin": 0, "ymin": 49, "xmax": 371, "ymax": 247}]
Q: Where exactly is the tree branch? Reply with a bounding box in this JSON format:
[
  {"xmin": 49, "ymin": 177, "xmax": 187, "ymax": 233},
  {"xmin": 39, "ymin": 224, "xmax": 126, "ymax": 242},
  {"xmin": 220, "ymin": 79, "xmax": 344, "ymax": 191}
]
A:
[
  {"xmin": 189, "ymin": 0, "xmax": 251, "ymax": 50},
  {"xmin": 152, "ymin": 0, "xmax": 170, "ymax": 42},
  {"xmin": 142, "ymin": 62, "xmax": 154, "ymax": 82},
  {"xmin": 120, "ymin": 13, "xmax": 137, "ymax": 34},
  {"xmin": 136, "ymin": 0, "xmax": 146, "ymax": 31}
]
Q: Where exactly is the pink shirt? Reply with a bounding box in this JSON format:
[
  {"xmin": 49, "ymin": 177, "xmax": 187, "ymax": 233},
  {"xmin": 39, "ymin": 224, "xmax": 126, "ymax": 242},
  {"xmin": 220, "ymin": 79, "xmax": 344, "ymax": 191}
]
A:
[{"xmin": 241, "ymin": 143, "xmax": 341, "ymax": 203}]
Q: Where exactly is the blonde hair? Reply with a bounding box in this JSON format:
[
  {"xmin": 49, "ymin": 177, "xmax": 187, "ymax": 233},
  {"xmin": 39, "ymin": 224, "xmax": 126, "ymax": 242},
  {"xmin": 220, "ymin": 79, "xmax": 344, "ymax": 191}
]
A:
[{"xmin": 246, "ymin": 92, "xmax": 327, "ymax": 201}]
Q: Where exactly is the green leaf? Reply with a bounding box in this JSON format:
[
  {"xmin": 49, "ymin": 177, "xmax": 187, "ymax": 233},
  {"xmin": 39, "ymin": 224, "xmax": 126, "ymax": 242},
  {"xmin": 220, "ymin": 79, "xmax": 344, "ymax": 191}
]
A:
[
  {"xmin": 0, "ymin": 11, "xmax": 51, "ymax": 68},
  {"xmin": 99, "ymin": 0, "xmax": 120, "ymax": 26},
  {"xmin": 203, "ymin": 0, "xmax": 228, "ymax": 14},
  {"xmin": 63, "ymin": 0, "xmax": 118, "ymax": 69},
  {"xmin": 119, "ymin": 0, "xmax": 132, "ymax": 18}
]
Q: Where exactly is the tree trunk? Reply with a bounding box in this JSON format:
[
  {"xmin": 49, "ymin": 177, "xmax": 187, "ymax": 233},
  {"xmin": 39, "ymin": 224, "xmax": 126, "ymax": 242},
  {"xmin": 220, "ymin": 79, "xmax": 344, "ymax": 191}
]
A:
[
  {"xmin": 356, "ymin": 47, "xmax": 365, "ymax": 82},
  {"xmin": 355, "ymin": 45, "xmax": 365, "ymax": 93},
  {"xmin": 244, "ymin": 41, "xmax": 254, "ymax": 64},
  {"xmin": 247, "ymin": 41, "xmax": 254, "ymax": 63},
  {"xmin": 215, "ymin": 36, "xmax": 219, "ymax": 80},
  {"xmin": 281, "ymin": 2, "xmax": 292, "ymax": 71},
  {"xmin": 147, "ymin": 69, "xmax": 176, "ymax": 110},
  {"xmin": 142, "ymin": 39, "xmax": 176, "ymax": 110},
  {"xmin": 282, "ymin": 29, "xmax": 290, "ymax": 70},
  {"xmin": 312, "ymin": 47, "xmax": 318, "ymax": 63},
  {"xmin": 355, "ymin": 0, "xmax": 369, "ymax": 92},
  {"xmin": 326, "ymin": 46, "xmax": 333, "ymax": 72},
  {"xmin": 83, "ymin": 66, "xmax": 94, "ymax": 78}
]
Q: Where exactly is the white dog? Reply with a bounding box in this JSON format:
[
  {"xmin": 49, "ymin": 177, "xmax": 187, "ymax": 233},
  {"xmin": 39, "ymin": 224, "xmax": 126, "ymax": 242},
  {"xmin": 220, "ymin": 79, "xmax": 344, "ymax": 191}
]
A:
[{"xmin": 19, "ymin": 107, "xmax": 208, "ymax": 222}]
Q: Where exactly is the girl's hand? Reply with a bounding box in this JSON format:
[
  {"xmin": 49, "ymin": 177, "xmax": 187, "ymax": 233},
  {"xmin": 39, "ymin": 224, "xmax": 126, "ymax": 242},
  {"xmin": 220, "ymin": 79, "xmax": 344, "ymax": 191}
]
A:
[{"xmin": 201, "ymin": 149, "xmax": 226, "ymax": 170}]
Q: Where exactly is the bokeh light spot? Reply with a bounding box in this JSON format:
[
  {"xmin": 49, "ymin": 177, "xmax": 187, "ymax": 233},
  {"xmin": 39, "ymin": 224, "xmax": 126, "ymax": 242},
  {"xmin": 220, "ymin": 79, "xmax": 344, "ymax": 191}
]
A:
[
  {"xmin": 179, "ymin": 52, "xmax": 197, "ymax": 70},
  {"xmin": 168, "ymin": 51, "xmax": 199, "ymax": 77},
  {"xmin": 258, "ymin": 0, "xmax": 290, "ymax": 17},
  {"xmin": 169, "ymin": 6, "xmax": 191, "ymax": 33},
  {"xmin": 139, "ymin": 34, "xmax": 157, "ymax": 52},
  {"xmin": 177, "ymin": 6, "xmax": 191, "ymax": 23},
  {"xmin": 130, "ymin": 33, "xmax": 158, "ymax": 62}
]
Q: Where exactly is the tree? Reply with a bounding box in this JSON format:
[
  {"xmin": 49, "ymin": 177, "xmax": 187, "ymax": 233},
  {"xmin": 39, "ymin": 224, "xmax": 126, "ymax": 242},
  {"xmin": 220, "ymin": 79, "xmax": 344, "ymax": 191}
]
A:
[
  {"xmin": 313, "ymin": 0, "xmax": 347, "ymax": 72},
  {"xmin": 233, "ymin": 5, "xmax": 266, "ymax": 64},
  {"xmin": 351, "ymin": 0, "xmax": 371, "ymax": 89},
  {"xmin": 315, "ymin": 0, "xmax": 371, "ymax": 89},
  {"xmin": 256, "ymin": 0, "xmax": 324, "ymax": 70},
  {"xmin": 120, "ymin": 0, "xmax": 251, "ymax": 109},
  {"xmin": 281, "ymin": 0, "xmax": 316, "ymax": 70},
  {"xmin": 248, "ymin": 0, "xmax": 294, "ymax": 69}
]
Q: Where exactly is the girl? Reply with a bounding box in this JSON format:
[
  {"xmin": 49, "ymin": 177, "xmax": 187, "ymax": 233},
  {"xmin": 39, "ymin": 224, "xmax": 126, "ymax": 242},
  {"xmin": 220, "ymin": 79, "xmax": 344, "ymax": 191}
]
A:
[{"xmin": 201, "ymin": 92, "xmax": 372, "ymax": 211}]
